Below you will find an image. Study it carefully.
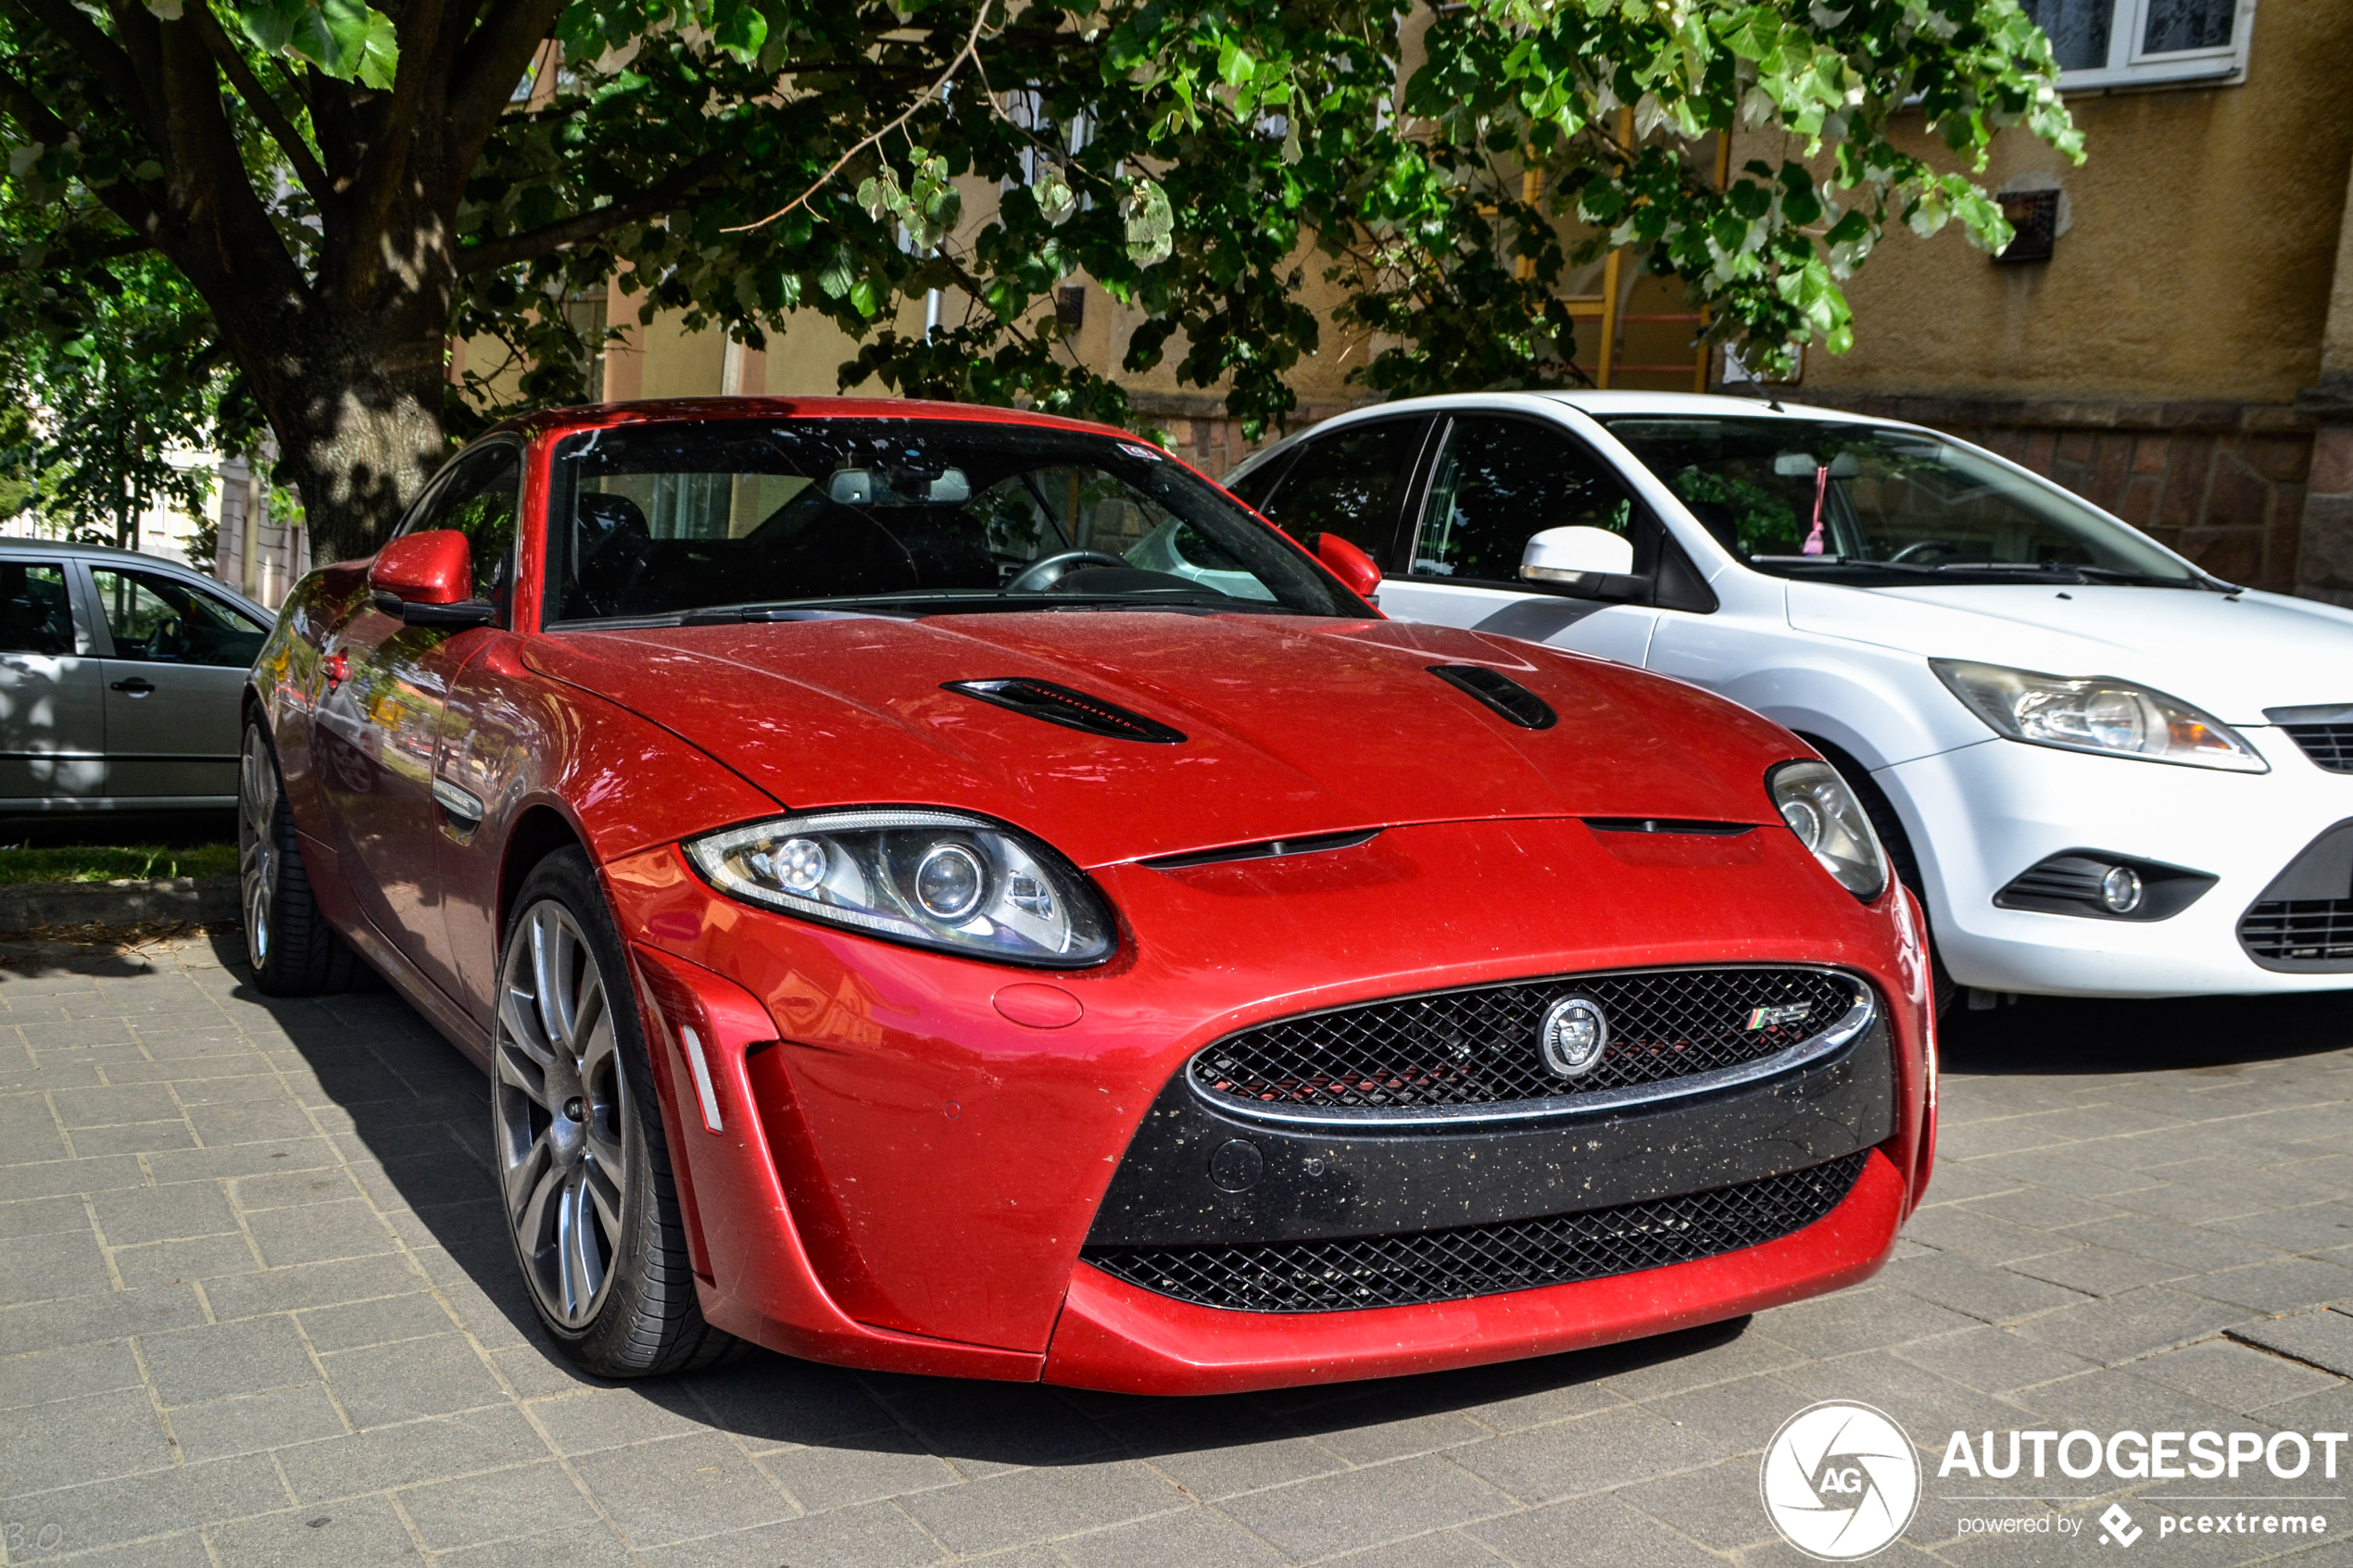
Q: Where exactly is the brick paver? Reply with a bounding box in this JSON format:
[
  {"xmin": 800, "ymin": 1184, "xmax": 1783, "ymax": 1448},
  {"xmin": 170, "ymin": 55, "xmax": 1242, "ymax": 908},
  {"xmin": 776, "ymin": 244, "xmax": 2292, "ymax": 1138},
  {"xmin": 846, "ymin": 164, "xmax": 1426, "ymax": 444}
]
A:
[{"xmin": 3, "ymin": 939, "xmax": 2351, "ymax": 1565}]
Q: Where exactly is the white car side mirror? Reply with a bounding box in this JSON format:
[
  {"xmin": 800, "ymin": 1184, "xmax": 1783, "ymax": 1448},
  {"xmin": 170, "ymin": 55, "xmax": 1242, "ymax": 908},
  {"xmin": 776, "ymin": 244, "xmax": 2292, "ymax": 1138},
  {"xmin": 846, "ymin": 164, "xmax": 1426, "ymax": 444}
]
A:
[{"xmin": 1521, "ymin": 525, "xmax": 1634, "ymax": 584}]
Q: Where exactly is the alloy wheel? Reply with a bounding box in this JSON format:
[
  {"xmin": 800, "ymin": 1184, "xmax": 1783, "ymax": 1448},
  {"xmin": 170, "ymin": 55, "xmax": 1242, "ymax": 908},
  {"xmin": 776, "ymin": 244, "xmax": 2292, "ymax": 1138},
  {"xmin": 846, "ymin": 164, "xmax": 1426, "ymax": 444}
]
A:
[
  {"xmin": 494, "ymin": 899, "xmax": 634, "ymax": 1330},
  {"xmin": 238, "ymin": 728, "xmax": 278, "ymax": 972}
]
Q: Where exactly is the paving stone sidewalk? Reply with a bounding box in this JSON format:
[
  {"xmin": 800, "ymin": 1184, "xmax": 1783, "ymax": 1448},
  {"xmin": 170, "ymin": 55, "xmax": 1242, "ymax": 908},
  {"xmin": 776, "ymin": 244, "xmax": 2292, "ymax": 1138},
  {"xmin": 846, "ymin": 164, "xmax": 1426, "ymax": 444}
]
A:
[{"xmin": 5, "ymin": 935, "xmax": 2353, "ymax": 1567}]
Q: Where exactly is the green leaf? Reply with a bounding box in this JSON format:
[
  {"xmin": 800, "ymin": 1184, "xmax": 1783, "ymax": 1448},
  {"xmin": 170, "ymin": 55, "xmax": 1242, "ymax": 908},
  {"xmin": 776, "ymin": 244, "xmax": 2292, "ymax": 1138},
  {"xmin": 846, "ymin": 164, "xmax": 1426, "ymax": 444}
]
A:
[
  {"xmin": 1032, "ymin": 165, "xmax": 1077, "ymax": 226},
  {"xmin": 239, "ymin": 0, "xmax": 399, "ymax": 85},
  {"xmin": 1122, "ymin": 179, "xmax": 1175, "ymax": 266}
]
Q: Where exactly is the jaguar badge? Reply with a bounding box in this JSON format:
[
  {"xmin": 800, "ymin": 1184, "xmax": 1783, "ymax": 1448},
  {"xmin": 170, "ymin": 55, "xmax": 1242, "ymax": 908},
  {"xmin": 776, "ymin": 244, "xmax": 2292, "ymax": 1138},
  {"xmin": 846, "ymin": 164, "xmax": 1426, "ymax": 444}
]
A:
[{"xmin": 1538, "ymin": 997, "xmax": 1608, "ymax": 1077}]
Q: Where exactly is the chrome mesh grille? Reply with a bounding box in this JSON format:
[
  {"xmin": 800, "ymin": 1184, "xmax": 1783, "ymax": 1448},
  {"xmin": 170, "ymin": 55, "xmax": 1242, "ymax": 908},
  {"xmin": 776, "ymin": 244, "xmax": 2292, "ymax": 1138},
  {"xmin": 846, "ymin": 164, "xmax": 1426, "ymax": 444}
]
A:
[
  {"xmin": 1190, "ymin": 967, "xmax": 1862, "ymax": 1113},
  {"xmin": 1084, "ymin": 1151, "xmax": 1869, "ymax": 1312}
]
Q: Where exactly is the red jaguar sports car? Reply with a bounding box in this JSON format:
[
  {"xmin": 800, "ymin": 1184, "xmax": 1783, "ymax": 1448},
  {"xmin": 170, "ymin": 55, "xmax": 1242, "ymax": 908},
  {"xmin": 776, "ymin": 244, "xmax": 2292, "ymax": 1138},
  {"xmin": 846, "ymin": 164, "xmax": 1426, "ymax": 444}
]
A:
[{"xmin": 242, "ymin": 398, "xmax": 1934, "ymax": 1395}]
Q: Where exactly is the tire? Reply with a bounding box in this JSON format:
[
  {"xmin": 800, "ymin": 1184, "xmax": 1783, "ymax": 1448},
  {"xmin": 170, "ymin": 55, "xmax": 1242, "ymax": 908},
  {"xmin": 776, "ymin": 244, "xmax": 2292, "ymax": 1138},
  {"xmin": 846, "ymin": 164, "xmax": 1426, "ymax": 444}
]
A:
[
  {"xmin": 239, "ymin": 719, "xmax": 365, "ymax": 997},
  {"xmin": 1804, "ymin": 734, "xmax": 1960, "ymax": 1018},
  {"xmin": 491, "ymin": 848, "xmax": 739, "ymax": 1376}
]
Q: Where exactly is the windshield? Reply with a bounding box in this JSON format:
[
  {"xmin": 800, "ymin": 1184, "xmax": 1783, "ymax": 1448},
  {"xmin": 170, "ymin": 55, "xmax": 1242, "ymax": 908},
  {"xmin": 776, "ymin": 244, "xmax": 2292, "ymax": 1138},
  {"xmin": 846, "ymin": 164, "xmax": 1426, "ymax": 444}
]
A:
[
  {"xmin": 543, "ymin": 418, "xmax": 1361, "ymax": 624},
  {"xmin": 1595, "ymin": 415, "xmax": 2207, "ymax": 587}
]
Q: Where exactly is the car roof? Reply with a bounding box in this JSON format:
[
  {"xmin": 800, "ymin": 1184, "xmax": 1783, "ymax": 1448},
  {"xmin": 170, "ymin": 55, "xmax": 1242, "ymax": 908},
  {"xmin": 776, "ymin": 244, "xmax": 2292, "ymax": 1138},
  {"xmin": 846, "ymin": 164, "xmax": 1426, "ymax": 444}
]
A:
[
  {"xmin": 1315, "ymin": 389, "xmax": 1905, "ymax": 429},
  {"xmin": 0, "ymin": 537, "xmax": 271, "ymax": 614},
  {"xmin": 484, "ymin": 395, "xmax": 1148, "ymax": 445}
]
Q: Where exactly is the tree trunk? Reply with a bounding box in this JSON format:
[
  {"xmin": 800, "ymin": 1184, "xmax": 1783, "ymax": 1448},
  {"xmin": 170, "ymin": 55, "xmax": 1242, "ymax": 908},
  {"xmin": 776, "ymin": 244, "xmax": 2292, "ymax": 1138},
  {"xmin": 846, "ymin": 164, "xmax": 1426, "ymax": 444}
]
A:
[{"xmin": 249, "ymin": 307, "xmax": 452, "ymax": 566}]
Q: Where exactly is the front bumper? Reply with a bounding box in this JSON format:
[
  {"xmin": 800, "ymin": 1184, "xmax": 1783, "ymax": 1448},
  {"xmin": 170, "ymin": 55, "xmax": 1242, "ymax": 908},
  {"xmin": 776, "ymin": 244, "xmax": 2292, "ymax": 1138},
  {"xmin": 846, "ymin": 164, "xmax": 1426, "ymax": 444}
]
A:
[
  {"xmin": 1050, "ymin": 1149, "xmax": 1906, "ymax": 1395},
  {"xmin": 1882, "ymin": 733, "xmax": 2353, "ymax": 997},
  {"xmin": 603, "ymin": 815, "xmax": 1928, "ymax": 1391}
]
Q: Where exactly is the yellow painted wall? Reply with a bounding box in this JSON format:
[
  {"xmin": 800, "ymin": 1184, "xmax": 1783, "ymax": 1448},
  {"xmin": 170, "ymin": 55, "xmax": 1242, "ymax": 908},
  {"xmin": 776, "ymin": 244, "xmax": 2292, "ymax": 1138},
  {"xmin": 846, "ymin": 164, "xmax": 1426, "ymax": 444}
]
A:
[{"xmin": 1792, "ymin": 0, "xmax": 2353, "ymax": 405}]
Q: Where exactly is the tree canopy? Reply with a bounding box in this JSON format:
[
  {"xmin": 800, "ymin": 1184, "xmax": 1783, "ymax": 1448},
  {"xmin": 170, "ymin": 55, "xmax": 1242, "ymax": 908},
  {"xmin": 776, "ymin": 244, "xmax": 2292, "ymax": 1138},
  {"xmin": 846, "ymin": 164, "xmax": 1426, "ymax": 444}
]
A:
[{"xmin": 0, "ymin": 0, "xmax": 2080, "ymax": 560}]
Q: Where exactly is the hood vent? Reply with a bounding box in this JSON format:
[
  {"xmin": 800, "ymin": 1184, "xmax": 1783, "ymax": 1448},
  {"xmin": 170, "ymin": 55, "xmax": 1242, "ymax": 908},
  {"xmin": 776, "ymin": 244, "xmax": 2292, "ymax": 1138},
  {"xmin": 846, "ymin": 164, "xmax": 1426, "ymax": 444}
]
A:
[
  {"xmin": 1586, "ymin": 819, "xmax": 1755, "ymax": 837},
  {"xmin": 1428, "ymin": 664, "xmax": 1557, "ymax": 730},
  {"xmin": 945, "ymin": 678, "xmax": 1187, "ymax": 744},
  {"xmin": 1142, "ymin": 829, "xmax": 1381, "ymax": 872}
]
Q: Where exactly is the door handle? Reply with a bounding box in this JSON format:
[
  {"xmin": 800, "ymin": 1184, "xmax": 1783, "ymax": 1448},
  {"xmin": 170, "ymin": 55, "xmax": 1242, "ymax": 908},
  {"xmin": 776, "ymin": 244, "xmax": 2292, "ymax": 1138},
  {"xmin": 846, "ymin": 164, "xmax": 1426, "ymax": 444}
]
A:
[
  {"xmin": 110, "ymin": 677, "xmax": 156, "ymax": 696},
  {"xmin": 432, "ymin": 776, "xmax": 485, "ymax": 825}
]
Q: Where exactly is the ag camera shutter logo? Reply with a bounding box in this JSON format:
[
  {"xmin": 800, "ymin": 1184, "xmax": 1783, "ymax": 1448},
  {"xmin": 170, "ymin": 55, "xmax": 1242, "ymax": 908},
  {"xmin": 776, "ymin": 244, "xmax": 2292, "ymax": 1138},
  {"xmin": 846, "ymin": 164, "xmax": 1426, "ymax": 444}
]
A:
[{"xmin": 1761, "ymin": 1401, "xmax": 1921, "ymax": 1560}]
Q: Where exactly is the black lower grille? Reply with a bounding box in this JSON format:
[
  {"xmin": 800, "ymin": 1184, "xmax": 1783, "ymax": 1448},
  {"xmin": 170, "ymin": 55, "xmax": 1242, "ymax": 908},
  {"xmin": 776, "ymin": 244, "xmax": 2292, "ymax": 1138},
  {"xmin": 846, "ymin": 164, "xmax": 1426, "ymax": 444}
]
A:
[
  {"xmin": 1191, "ymin": 966, "xmax": 1862, "ymax": 1113},
  {"xmin": 2284, "ymin": 724, "xmax": 2353, "ymax": 773},
  {"xmin": 2240, "ymin": 899, "xmax": 2353, "ymax": 963},
  {"xmin": 1083, "ymin": 1151, "xmax": 1869, "ymax": 1312}
]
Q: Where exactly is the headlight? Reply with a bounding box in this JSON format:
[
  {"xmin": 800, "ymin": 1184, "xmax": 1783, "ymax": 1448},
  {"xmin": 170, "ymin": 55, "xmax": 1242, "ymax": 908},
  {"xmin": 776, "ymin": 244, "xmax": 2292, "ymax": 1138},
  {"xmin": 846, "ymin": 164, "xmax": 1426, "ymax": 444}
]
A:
[
  {"xmin": 1931, "ymin": 659, "xmax": 2266, "ymax": 773},
  {"xmin": 1768, "ymin": 760, "xmax": 1888, "ymax": 901},
  {"xmin": 686, "ymin": 809, "xmax": 1115, "ymax": 966}
]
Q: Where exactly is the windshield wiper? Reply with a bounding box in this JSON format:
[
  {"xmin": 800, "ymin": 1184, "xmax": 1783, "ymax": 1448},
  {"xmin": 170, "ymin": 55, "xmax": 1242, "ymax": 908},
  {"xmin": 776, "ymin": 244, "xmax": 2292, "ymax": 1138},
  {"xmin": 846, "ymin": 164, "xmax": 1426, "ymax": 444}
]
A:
[
  {"xmin": 1749, "ymin": 555, "xmax": 1947, "ymax": 575},
  {"xmin": 2070, "ymin": 565, "xmax": 2228, "ymax": 591},
  {"xmin": 675, "ymin": 591, "xmax": 1314, "ymax": 624}
]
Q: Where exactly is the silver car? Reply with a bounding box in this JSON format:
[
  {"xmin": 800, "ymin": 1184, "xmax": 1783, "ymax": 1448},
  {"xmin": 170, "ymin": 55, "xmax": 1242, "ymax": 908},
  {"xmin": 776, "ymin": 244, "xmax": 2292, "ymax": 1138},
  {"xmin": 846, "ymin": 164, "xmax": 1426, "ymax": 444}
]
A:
[{"xmin": 0, "ymin": 538, "xmax": 273, "ymax": 811}]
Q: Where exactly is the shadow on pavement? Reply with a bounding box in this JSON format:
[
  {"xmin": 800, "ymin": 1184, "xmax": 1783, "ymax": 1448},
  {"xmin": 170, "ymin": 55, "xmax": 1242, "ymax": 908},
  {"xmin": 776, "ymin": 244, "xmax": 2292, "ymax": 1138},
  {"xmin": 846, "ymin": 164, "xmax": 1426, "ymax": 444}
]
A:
[{"xmin": 1940, "ymin": 986, "xmax": 2353, "ymax": 1074}]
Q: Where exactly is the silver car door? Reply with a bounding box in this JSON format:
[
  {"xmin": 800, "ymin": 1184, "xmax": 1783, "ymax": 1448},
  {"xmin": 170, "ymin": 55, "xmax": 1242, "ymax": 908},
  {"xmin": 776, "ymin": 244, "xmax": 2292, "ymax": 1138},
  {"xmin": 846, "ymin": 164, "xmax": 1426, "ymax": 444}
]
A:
[
  {"xmin": 1374, "ymin": 414, "xmax": 1659, "ymax": 664},
  {"xmin": 0, "ymin": 558, "xmax": 106, "ymax": 806},
  {"xmin": 88, "ymin": 564, "xmax": 271, "ymax": 804}
]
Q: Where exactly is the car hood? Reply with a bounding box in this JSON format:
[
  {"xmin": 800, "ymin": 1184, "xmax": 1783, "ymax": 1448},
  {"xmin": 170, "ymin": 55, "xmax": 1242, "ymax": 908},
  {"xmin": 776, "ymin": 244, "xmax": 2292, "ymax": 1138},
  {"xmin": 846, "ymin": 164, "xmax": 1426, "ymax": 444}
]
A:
[
  {"xmin": 1785, "ymin": 582, "xmax": 2353, "ymax": 723},
  {"xmin": 526, "ymin": 611, "xmax": 1806, "ymax": 868}
]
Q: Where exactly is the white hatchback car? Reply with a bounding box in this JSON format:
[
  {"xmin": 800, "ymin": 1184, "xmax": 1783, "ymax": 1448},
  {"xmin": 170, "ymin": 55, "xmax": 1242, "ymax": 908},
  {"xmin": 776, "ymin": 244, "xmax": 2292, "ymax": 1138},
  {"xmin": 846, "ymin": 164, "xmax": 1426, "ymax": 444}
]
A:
[{"xmin": 1226, "ymin": 391, "xmax": 2353, "ymax": 1006}]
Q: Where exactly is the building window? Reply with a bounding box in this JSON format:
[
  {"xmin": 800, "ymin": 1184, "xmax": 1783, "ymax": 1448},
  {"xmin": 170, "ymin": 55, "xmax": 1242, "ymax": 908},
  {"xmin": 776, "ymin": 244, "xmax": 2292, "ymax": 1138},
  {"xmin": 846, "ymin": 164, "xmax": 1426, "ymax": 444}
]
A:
[{"xmin": 2022, "ymin": 0, "xmax": 2253, "ymax": 88}]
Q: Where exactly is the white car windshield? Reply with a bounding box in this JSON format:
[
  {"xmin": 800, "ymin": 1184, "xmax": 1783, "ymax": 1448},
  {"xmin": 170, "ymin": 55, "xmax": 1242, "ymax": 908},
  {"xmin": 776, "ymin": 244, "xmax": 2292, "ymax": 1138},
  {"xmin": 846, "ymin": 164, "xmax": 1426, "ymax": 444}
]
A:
[{"xmin": 1597, "ymin": 415, "xmax": 2214, "ymax": 588}]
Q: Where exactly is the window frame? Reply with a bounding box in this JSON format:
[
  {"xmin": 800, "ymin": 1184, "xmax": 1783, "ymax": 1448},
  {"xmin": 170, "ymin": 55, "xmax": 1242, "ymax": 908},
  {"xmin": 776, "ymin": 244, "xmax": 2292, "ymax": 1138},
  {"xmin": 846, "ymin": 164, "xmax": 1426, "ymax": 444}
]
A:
[
  {"xmin": 2043, "ymin": 0, "xmax": 2255, "ymax": 91},
  {"xmin": 398, "ymin": 436, "xmax": 525, "ymax": 623},
  {"xmin": 1401, "ymin": 412, "xmax": 1655, "ymax": 595},
  {"xmin": 0, "ymin": 556, "xmax": 85, "ymax": 659},
  {"xmin": 1251, "ymin": 415, "xmax": 1436, "ymax": 572},
  {"xmin": 82, "ymin": 562, "xmax": 271, "ymax": 666}
]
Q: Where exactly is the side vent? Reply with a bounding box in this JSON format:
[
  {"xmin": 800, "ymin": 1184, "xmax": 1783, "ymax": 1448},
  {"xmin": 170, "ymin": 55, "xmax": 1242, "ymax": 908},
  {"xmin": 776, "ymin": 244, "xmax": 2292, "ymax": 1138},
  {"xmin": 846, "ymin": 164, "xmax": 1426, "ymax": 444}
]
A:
[
  {"xmin": 945, "ymin": 678, "xmax": 1187, "ymax": 744},
  {"xmin": 1142, "ymin": 829, "xmax": 1380, "ymax": 872},
  {"xmin": 1428, "ymin": 665, "xmax": 1556, "ymax": 731}
]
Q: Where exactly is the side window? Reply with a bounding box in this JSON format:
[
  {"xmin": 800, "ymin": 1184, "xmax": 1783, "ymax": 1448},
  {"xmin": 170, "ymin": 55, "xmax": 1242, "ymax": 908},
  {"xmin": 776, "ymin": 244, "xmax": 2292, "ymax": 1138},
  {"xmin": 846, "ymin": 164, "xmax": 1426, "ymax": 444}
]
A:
[
  {"xmin": 0, "ymin": 562, "xmax": 74, "ymax": 655},
  {"xmin": 90, "ymin": 570, "xmax": 269, "ymax": 667},
  {"xmin": 409, "ymin": 444, "xmax": 522, "ymax": 607},
  {"xmin": 1254, "ymin": 418, "xmax": 1428, "ymax": 559},
  {"xmin": 1223, "ymin": 452, "xmax": 1293, "ymax": 511},
  {"xmin": 1415, "ymin": 418, "xmax": 1633, "ymax": 583}
]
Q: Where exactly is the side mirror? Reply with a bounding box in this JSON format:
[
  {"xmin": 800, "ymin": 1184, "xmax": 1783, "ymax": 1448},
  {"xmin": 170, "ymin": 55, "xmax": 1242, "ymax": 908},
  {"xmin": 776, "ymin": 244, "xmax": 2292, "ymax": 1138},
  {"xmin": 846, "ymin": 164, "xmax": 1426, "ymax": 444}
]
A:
[
  {"xmin": 1311, "ymin": 533, "xmax": 1382, "ymax": 600},
  {"xmin": 1519, "ymin": 526, "xmax": 1650, "ymax": 603},
  {"xmin": 1520, "ymin": 525, "xmax": 1634, "ymax": 583},
  {"xmin": 368, "ymin": 531, "xmax": 495, "ymax": 628}
]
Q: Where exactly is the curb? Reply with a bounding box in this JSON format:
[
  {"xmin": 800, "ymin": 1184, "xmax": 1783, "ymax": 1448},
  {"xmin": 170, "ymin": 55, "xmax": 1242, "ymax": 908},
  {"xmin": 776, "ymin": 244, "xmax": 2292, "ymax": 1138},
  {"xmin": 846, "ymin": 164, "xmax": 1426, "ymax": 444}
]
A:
[{"xmin": 0, "ymin": 876, "xmax": 240, "ymax": 934}]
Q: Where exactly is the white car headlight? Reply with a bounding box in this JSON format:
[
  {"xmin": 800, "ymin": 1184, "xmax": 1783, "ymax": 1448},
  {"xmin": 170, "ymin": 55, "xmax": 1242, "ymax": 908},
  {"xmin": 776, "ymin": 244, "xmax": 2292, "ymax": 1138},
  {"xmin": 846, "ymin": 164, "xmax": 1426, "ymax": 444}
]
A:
[
  {"xmin": 1931, "ymin": 659, "xmax": 2267, "ymax": 773},
  {"xmin": 686, "ymin": 809, "xmax": 1115, "ymax": 966},
  {"xmin": 1768, "ymin": 760, "xmax": 1889, "ymax": 901}
]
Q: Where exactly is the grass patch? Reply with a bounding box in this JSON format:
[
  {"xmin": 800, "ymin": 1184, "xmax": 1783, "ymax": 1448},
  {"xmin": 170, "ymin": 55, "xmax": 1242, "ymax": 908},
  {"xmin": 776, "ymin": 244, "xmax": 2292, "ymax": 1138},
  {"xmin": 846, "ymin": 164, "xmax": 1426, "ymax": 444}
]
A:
[{"xmin": 0, "ymin": 843, "xmax": 238, "ymax": 885}]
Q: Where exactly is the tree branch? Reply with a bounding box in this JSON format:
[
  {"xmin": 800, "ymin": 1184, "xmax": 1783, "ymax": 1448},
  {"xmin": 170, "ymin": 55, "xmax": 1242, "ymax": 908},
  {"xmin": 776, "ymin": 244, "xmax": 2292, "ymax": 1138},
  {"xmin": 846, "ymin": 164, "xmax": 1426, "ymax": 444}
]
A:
[
  {"xmin": 331, "ymin": 0, "xmax": 459, "ymax": 307},
  {"xmin": 9, "ymin": 0, "xmax": 167, "ymax": 150},
  {"xmin": 189, "ymin": 1, "xmax": 333, "ymax": 207},
  {"xmin": 442, "ymin": 0, "xmax": 566, "ymax": 166},
  {"xmin": 0, "ymin": 65, "xmax": 166, "ymax": 243},
  {"xmin": 0, "ymin": 232, "xmax": 153, "ymax": 273},
  {"xmin": 456, "ymin": 151, "xmax": 728, "ymax": 274},
  {"xmin": 726, "ymin": 0, "xmax": 996, "ymax": 233}
]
